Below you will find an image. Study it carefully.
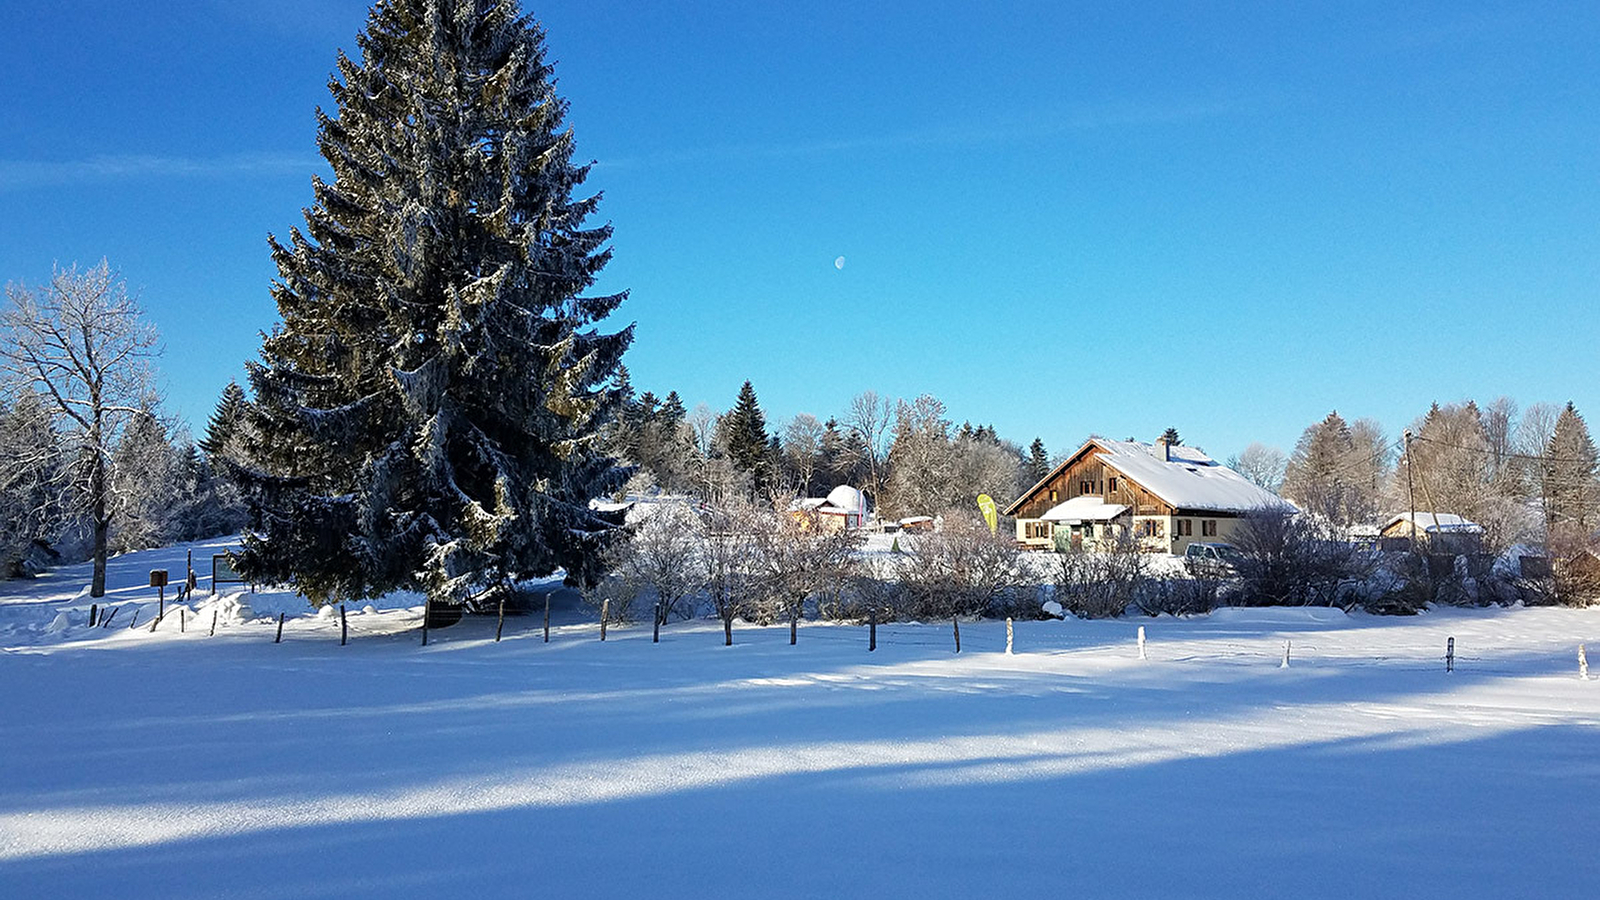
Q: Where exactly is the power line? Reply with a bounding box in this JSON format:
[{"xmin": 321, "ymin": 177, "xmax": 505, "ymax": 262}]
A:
[{"xmin": 1408, "ymin": 434, "xmax": 1599, "ymax": 467}]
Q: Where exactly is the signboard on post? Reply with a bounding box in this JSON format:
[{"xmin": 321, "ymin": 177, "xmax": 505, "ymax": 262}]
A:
[
  {"xmin": 149, "ymin": 570, "xmax": 168, "ymax": 588},
  {"xmin": 212, "ymin": 554, "xmax": 250, "ymax": 594}
]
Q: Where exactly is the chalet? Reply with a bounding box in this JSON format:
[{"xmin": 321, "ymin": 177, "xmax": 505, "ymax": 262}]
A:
[{"xmin": 1004, "ymin": 437, "xmax": 1291, "ymax": 554}]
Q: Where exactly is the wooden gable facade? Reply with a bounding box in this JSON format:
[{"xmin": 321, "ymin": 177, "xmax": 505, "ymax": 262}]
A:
[
  {"xmin": 1005, "ymin": 438, "xmax": 1253, "ymax": 553},
  {"xmin": 1007, "ymin": 441, "xmax": 1175, "ymax": 522}
]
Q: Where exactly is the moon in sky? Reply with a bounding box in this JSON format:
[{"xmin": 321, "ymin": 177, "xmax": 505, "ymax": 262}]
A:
[{"xmin": 834, "ymin": 256, "xmax": 846, "ymax": 270}]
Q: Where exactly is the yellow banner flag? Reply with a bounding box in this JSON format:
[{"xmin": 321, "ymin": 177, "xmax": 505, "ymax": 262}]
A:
[{"xmin": 977, "ymin": 494, "xmax": 998, "ymax": 534}]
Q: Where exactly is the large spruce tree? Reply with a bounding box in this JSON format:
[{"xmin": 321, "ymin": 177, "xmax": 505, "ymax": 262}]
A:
[
  {"xmin": 233, "ymin": 0, "xmax": 631, "ymax": 606},
  {"xmin": 1542, "ymin": 402, "xmax": 1600, "ymax": 539},
  {"xmin": 721, "ymin": 381, "xmax": 772, "ymax": 492}
]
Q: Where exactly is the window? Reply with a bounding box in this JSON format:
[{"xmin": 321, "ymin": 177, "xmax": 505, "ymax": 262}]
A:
[
  {"xmin": 1202, "ymin": 519, "xmax": 1218, "ymax": 537},
  {"xmin": 1108, "ymin": 477, "xmax": 1118, "ymax": 492},
  {"xmin": 1177, "ymin": 519, "xmax": 1193, "ymax": 536},
  {"xmin": 1027, "ymin": 521, "xmax": 1051, "ymax": 539},
  {"xmin": 1135, "ymin": 519, "xmax": 1165, "ymax": 538},
  {"xmin": 1049, "ymin": 490, "xmax": 1058, "ymax": 502}
]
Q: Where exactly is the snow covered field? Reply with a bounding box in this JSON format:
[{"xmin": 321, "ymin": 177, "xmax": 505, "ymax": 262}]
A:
[{"xmin": 3, "ymin": 543, "xmax": 1599, "ymax": 899}]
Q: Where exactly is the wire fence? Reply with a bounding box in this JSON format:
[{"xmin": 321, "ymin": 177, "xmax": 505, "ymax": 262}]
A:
[{"xmin": 103, "ymin": 597, "xmax": 1597, "ymax": 684}]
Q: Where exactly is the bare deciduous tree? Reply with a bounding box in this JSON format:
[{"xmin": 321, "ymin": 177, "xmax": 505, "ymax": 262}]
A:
[
  {"xmin": 901, "ymin": 512, "xmax": 1029, "ymax": 619},
  {"xmin": 620, "ymin": 504, "xmax": 701, "ymax": 625},
  {"xmin": 781, "ymin": 413, "xmax": 826, "ymax": 497},
  {"xmin": 697, "ymin": 500, "xmax": 760, "ymax": 646},
  {"xmin": 846, "ymin": 390, "xmax": 893, "ymax": 511},
  {"xmin": 1228, "ymin": 442, "xmax": 1287, "ymax": 493},
  {"xmin": 1, "ymin": 261, "xmax": 161, "ymax": 596},
  {"xmin": 750, "ymin": 505, "xmax": 863, "ymax": 638}
]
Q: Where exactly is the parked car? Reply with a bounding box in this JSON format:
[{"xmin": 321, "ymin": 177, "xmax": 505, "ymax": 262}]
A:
[{"xmin": 1184, "ymin": 541, "xmax": 1243, "ymax": 577}]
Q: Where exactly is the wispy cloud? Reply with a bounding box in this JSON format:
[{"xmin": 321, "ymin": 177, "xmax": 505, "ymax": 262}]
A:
[
  {"xmin": 595, "ymin": 98, "xmax": 1251, "ymax": 171},
  {"xmin": 0, "ymin": 151, "xmax": 318, "ymax": 191}
]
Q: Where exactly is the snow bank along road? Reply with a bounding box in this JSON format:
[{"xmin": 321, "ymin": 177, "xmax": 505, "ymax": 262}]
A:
[{"xmin": 1, "ymin": 543, "xmax": 1598, "ymax": 899}]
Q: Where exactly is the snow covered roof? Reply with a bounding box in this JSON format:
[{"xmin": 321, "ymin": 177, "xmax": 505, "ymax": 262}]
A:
[
  {"xmin": 825, "ymin": 485, "xmax": 867, "ymax": 516},
  {"xmin": 790, "ymin": 487, "xmax": 866, "ymax": 519},
  {"xmin": 1040, "ymin": 496, "xmax": 1129, "ymax": 523},
  {"xmin": 1092, "ymin": 440, "xmax": 1293, "ymax": 514},
  {"xmin": 1383, "ymin": 512, "xmax": 1483, "ymax": 534}
]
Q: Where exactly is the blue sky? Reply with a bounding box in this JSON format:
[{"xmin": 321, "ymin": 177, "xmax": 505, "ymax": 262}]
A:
[{"xmin": 2, "ymin": 1, "xmax": 1596, "ymax": 462}]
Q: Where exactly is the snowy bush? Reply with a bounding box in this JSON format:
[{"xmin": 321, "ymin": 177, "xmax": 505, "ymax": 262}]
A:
[
  {"xmin": 899, "ymin": 513, "xmax": 1029, "ymax": 619},
  {"xmin": 1229, "ymin": 508, "xmax": 1374, "ymax": 608},
  {"xmin": 1136, "ymin": 575, "xmax": 1220, "ymax": 617},
  {"xmin": 1048, "ymin": 530, "xmax": 1150, "ymax": 619}
]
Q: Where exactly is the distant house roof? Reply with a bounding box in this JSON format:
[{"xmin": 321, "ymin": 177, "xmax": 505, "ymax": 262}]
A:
[
  {"xmin": 1005, "ymin": 438, "xmax": 1293, "ymax": 517},
  {"xmin": 789, "ymin": 485, "xmax": 868, "ymax": 519},
  {"xmin": 1040, "ymin": 496, "xmax": 1129, "ymax": 523},
  {"xmin": 1382, "ymin": 512, "xmax": 1483, "ymax": 534}
]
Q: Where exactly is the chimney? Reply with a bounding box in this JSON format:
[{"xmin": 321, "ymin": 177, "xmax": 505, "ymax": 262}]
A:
[{"xmin": 1157, "ymin": 436, "xmax": 1171, "ymax": 461}]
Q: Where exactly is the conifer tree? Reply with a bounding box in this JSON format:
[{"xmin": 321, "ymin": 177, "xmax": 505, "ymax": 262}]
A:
[
  {"xmin": 200, "ymin": 381, "xmax": 248, "ymax": 459},
  {"xmin": 722, "ymin": 381, "xmax": 772, "ymax": 493},
  {"xmin": 1542, "ymin": 402, "xmax": 1599, "ymax": 539},
  {"xmin": 233, "ymin": 0, "xmax": 631, "ymax": 605},
  {"xmin": 1283, "ymin": 412, "xmax": 1387, "ymax": 525},
  {"xmin": 1027, "ymin": 438, "xmax": 1050, "ymax": 483}
]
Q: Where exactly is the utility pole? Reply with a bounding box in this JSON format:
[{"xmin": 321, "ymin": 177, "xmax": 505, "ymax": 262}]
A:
[{"xmin": 1404, "ymin": 431, "xmax": 1418, "ymax": 554}]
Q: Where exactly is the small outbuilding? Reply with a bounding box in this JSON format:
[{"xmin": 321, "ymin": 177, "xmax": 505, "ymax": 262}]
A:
[{"xmin": 1379, "ymin": 512, "xmax": 1484, "ymax": 555}]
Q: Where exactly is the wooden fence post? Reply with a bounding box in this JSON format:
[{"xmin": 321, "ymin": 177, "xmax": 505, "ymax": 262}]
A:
[
  {"xmin": 495, "ymin": 596, "xmax": 505, "ymax": 642},
  {"xmin": 422, "ymin": 598, "xmax": 431, "ymax": 646},
  {"xmin": 790, "ymin": 609, "xmax": 798, "ymax": 646},
  {"xmin": 869, "ymin": 610, "xmax": 877, "ymax": 652},
  {"xmin": 180, "ymin": 609, "xmax": 185, "ymax": 633},
  {"xmin": 209, "ymin": 609, "xmax": 218, "ymax": 637},
  {"xmin": 1446, "ymin": 636, "xmax": 1454, "ymax": 673},
  {"xmin": 1137, "ymin": 625, "xmax": 1147, "ymax": 660},
  {"xmin": 952, "ymin": 617, "xmax": 961, "ymax": 653},
  {"xmin": 128, "ymin": 610, "xmax": 139, "ymax": 629},
  {"xmin": 340, "ymin": 604, "xmax": 348, "ymax": 646},
  {"xmin": 1580, "ymin": 644, "xmax": 1589, "ymax": 680},
  {"xmin": 275, "ymin": 612, "xmax": 285, "ymax": 644},
  {"xmin": 1006, "ymin": 617, "xmax": 1014, "ymax": 655},
  {"xmin": 101, "ymin": 606, "xmax": 119, "ymax": 628},
  {"xmin": 600, "ymin": 599, "xmax": 609, "ymax": 641},
  {"xmin": 653, "ymin": 602, "xmax": 661, "ymax": 644},
  {"xmin": 543, "ymin": 594, "xmax": 550, "ymax": 643},
  {"xmin": 89, "ymin": 603, "xmax": 98, "ymax": 627},
  {"xmin": 1280, "ymin": 640, "xmax": 1291, "ymax": 668}
]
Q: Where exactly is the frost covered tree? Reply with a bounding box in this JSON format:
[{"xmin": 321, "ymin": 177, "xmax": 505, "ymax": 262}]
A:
[
  {"xmin": 779, "ymin": 413, "xmax": 826, "ymax": 497},
  {"xmin": 232, "ymin": 0, "xmax": 631, "ymax": 607},
  {"xmin": 108, "ymin": 411, "xmax": 184, "ymax": 552},
  {"xmin": 1541, "ymin": 402, "xmax": 1599, "ymax": 540},
  {"xmin": 845, "ymin": 390, "xmax": 893, "ymax": 509},
  {"xmin": 883, "ymin": 394, "xmax": 954, "ymax": 517},
  {"xmin": 1228, "ymin": 442, "xmax": 1287, "ymax": 493},
  {"xmin": 0, "ymin": 261, "xmax": 162, "ymax": 596},
  {"xmin": 0, "ymin": 391, "xmax": 66, "ymax": 577},
  {"xmin": 1282, "ymin": 412, "xmax": 1388, "ymax": 527}
]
